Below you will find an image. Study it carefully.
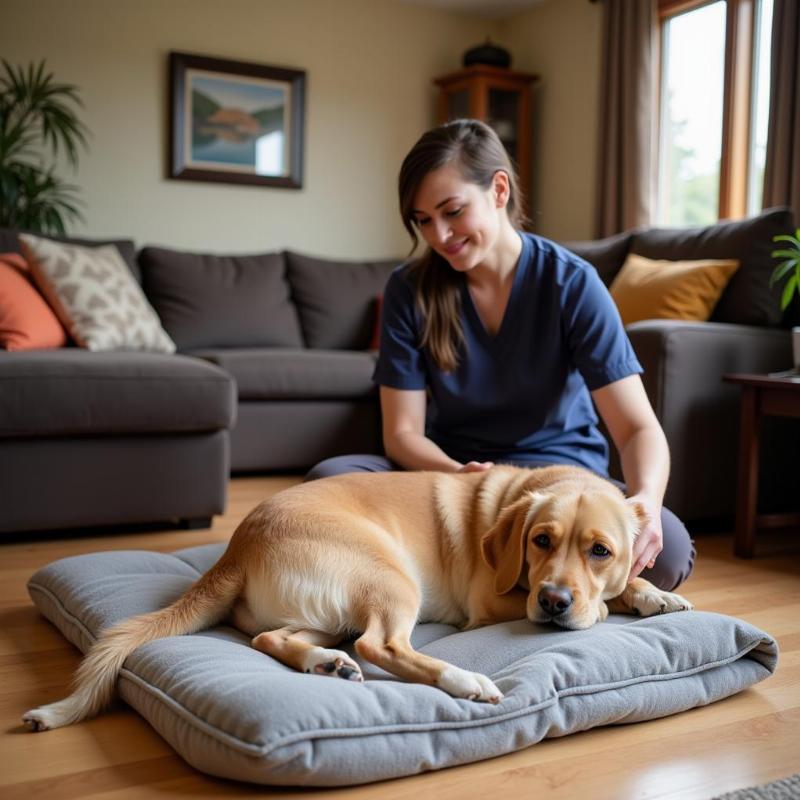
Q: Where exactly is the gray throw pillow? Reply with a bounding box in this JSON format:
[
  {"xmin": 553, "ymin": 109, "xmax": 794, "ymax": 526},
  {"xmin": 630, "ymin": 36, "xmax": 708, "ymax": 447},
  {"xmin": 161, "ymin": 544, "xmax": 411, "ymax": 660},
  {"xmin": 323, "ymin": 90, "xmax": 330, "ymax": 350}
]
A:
[
  {"xmin": 286, "ymin": 251, "xmax": 399, "ymax": 349},
  {"xmin": 139, "ymin": 247, "xmax": 304, "ymax": 350}
]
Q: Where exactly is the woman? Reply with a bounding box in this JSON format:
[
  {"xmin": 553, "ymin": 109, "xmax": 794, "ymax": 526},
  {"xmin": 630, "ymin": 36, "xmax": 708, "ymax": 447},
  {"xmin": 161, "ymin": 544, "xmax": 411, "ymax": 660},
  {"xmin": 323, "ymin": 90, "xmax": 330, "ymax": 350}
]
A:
[{"xmin": 307, "ymin": 119, "xmax": 694, "ymax": 592}]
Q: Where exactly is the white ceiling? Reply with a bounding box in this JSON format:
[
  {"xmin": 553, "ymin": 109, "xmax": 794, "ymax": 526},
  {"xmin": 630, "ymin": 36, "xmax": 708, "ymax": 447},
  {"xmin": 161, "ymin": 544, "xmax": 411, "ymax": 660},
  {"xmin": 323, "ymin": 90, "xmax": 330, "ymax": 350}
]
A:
[{"xmin": 393, "ymin": 0, "xmax": 551, "ymax": 20}]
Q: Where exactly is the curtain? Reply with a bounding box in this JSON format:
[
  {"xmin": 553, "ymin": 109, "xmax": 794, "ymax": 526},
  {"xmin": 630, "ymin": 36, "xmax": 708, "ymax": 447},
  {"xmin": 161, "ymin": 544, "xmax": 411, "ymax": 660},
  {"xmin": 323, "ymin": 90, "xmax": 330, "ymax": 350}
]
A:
[
  {"xmin": 594, "ymin": 0, "xmax": 657, "ymax": 238},
  {"xmin": 762, "ymin": 0, "xmax": 800, "ymax": 218}
]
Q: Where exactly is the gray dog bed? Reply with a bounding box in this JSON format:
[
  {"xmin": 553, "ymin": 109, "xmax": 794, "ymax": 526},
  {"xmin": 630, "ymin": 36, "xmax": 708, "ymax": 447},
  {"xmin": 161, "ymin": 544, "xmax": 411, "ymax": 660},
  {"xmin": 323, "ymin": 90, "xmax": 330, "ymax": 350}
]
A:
[{"xmin": 27, "ymin": 543, "xmax": 778, "ymax": 786}]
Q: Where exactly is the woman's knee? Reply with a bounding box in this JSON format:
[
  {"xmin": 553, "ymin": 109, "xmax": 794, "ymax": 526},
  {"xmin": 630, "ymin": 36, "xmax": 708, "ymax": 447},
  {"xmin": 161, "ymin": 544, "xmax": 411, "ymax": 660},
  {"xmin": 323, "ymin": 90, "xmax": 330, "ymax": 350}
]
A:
[
  {"xmin": 641, "ymin": 506, "xmax": 696, "ymax": 592},
  {"xmin": 304, "ymin": 454, "xmax": 396, "ymax": 482}
]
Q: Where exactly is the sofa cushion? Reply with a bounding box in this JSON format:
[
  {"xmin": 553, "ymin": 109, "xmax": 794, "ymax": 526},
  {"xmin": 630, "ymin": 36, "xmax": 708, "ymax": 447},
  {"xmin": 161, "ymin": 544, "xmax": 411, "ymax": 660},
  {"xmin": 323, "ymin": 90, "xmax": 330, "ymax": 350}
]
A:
[
  {"xmin": 629, "ymin": 207, "xmax": 795, "ymax": 327},
  {"xmin": 27, "ymin": 543, "xmax": 777, "ymax": 787},
  {"xmin": 0, "ymin": 350, "xmax": 235, "ymax": 437},
  {"xmin": 562, "ymin": 230, "xmax": 632, "ymax": 286},
  {"xmin": 140, "ymin": 247, "xmax": 304, "ymax": 350},
  {"xmin": 0, "ymin": 253, "xmax": 68, "ymax": 351},
  {"xmin": 609, "ymin": 253, "xmax": 740, "ymax": 325},
  {"xmin": 20, "ymin": 235, "xmax": 176, "ymax": 354},
  {"xmin": 0, "ymin": 227, "xmax": 141, "ymax": 282},
  {"xmin": 191, "ymin": 348, "xmax": 377, "ymax": 400},
  {"xmin": 286, "ymin": 251, "xmax": 398, "ymax": 349}
]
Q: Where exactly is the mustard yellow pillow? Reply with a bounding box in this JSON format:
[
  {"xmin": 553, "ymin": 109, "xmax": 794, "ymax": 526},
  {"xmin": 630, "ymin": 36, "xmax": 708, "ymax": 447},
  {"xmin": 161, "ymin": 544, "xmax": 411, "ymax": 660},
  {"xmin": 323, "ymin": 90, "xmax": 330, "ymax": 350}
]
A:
[{"xmin": 609, "ymin": 253, "xmax": 739, "ymax": 325}]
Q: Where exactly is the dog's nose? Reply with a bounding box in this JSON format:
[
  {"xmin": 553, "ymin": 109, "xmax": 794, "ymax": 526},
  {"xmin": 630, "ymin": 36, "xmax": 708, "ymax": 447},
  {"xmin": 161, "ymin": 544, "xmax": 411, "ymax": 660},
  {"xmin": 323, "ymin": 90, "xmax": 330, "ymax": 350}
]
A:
[{"xmin": 538, "ymin": 586, "xmax": 573, "ymax": 616}]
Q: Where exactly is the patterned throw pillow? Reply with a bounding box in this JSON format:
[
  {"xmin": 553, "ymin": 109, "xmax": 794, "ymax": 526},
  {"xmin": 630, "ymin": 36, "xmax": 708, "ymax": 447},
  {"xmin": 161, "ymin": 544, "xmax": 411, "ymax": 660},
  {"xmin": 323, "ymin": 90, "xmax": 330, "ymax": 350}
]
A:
[{"xmin": 19, "ymin": 234, "xmax": 175, "ymax": 353}]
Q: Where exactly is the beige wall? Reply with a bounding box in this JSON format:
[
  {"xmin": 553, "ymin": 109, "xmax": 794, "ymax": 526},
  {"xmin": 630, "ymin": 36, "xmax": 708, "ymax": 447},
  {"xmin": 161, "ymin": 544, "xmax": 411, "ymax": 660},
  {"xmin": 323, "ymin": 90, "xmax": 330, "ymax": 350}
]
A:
[
  {"xmin": 501, "ymin": 0, "xmax": 603, "ymax": 241},
  {"xmin": 0, "ymin": 0, "xmax": 495, "ymax": 258},
  {"xmin": 0, "ymin": 0, "xmax": 603, "ymax": 254}
]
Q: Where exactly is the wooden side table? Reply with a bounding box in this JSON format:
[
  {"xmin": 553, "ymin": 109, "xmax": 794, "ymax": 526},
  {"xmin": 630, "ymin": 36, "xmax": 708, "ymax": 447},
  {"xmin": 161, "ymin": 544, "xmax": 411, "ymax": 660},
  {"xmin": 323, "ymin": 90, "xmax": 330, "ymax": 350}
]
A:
[{"xmin": 723, "ymin": 373, "xmax": 800, "ymax": 557}]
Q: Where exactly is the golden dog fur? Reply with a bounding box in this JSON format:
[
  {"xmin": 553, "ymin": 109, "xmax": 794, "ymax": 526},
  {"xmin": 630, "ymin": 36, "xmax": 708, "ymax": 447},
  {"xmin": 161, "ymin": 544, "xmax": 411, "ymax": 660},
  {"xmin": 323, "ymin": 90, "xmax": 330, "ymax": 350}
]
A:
[{"xmin": 23, "ymin": 464, "xmax": 692, "ymax": 731}]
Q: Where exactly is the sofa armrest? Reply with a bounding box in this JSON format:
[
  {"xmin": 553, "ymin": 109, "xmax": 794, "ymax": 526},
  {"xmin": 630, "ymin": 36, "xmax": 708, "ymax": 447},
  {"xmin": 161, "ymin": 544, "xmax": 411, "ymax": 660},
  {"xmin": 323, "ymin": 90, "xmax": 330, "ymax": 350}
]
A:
[{"xmin": 621, "ymin": 320, "xmax": 792, "ymax": 521}]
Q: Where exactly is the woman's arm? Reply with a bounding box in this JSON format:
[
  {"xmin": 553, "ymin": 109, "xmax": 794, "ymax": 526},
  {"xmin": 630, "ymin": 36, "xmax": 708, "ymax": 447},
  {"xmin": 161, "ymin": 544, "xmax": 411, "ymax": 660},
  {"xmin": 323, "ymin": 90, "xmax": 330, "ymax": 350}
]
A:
[
  {"xmin": 380, "ymin": 386, "xmax": 492, "ymax": 473},
  {"xmin": 591, "ymin": 374, "xmax": 670, "ymax": 581}
]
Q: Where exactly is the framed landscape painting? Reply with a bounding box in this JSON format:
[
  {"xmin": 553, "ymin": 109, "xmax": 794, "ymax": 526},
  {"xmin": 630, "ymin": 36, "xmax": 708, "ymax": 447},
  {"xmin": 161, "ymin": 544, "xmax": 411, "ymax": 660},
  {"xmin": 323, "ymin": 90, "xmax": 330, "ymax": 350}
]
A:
[{"xmin": 169, "ymin": 51, "xmax": 305, "ymax": 189}]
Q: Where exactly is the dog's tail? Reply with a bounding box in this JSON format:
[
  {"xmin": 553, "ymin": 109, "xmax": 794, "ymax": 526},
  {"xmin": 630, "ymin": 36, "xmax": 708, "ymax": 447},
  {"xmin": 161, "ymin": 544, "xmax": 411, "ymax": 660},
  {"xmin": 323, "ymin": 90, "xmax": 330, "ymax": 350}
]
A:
[{"xmin": 23, "ymin": 554, "xmax": 243, "ymax": 732}]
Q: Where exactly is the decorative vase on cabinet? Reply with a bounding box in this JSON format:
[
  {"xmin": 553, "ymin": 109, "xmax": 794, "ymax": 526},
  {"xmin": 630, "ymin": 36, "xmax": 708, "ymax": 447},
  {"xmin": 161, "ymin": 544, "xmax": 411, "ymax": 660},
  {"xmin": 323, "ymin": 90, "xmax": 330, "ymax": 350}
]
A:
[{"xmin": 434, "ymin": 64, "xmax": 538, "ymax": 221}]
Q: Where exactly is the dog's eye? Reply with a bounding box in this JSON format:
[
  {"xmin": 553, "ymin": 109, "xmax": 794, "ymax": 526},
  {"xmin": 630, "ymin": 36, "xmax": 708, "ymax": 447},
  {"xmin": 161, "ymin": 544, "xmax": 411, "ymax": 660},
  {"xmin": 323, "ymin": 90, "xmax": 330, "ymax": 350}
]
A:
[
  {"xmin": 533, "ymin": 533, "xmax": 551, "ymax": 549},
  {"xmin": 591, "ymin": 543, "xmax": 611, "ymax": 558}
]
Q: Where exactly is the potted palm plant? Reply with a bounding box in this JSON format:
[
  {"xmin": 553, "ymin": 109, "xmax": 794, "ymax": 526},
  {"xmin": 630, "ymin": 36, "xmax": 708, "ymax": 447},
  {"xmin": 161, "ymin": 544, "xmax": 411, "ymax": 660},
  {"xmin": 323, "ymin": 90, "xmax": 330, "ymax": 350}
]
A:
[
  {"xmin": 0, "ymin": 59, "xmax": 89, "ymax": 235},
  {"xmin": 771, "ymin": 228, "xmax": 800, "ymax": 372}
]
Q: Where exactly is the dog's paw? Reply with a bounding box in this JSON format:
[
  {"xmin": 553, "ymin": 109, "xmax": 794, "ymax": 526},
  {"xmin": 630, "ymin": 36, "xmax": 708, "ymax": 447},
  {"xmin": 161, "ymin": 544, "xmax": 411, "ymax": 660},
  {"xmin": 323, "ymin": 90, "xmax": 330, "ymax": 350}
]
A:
[
  {"xmin": 438, "ymin": 666, "xmax": 503, "ymax": 704},
  {"xmin": 22, "ymin": 707, "xmax": 56, "ymax": 732},
  {"xmin": 302, "ymin": 648, "xmax": 364, "ymax": 682},
  {"xmin": 632, "ymin": 587, "xmax": 694, "ymax": 617}
]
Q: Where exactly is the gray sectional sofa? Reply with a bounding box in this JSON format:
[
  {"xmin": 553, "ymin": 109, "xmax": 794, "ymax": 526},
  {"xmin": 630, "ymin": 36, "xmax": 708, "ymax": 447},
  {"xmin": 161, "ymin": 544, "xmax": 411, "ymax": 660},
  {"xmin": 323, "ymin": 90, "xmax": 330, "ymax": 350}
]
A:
[
  {"xmin": 137, "ymin": 246, "xmax": 399, "ymax": 472},
  {"xmin": 565, "ymin": 207, "xmax": 798, "ymax": 521},
  {"xmin": 0, "ymin": 206, "xmax": 797, "ymax": 535},
  {"xmin": 0, "ymin": 233, "xmax": 397, "ymax": 534}
]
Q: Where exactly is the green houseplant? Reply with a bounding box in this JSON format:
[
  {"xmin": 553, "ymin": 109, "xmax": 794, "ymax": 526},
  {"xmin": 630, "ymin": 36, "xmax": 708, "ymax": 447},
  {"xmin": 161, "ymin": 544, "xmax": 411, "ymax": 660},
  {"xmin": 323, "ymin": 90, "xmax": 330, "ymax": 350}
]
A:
[
  {"xmin": 771, "ymin": 227, "xmax": 800, "ymax": 373},
  {"xmin": 0, "ymin": 59, "xmax": 88, "ymax": 235},
  {"xmin": 771, "ymin": 228, "xmax": 800, "ymax": 311}
]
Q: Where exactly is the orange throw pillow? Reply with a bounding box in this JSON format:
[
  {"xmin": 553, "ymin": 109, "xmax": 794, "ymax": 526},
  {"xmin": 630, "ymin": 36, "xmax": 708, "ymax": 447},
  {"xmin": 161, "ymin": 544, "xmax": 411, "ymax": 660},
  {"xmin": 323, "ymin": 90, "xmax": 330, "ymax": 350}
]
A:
[
  {"xmin": 609, "ymin": 253, "xmax": 740, "ymax": 326},
  {"xmin": 0, "ymin": 252, "xmax": 67, "ymax": 351}
]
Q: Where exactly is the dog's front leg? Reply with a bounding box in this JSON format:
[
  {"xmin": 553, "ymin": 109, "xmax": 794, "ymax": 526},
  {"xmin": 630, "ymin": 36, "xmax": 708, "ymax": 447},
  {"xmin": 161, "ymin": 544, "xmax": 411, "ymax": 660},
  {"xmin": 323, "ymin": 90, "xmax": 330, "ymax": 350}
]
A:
[
  {"xmin": 464, "ymin": 580, "xmax": 529, "ymax": 630},
  {"xmin": 607, "ymin": 577, "xmax": 694, "ymax": 617},
  {"xmin": 354, "ymin": 611, "xmax": 503, "ymax": 703}
]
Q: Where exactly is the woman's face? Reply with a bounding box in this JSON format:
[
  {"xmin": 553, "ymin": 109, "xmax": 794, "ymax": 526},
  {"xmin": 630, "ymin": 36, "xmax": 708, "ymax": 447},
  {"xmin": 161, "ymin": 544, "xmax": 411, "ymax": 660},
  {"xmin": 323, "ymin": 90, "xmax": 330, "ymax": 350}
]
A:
[{"xmin": 411, "ymin": 163, "xmax": 507, "ymax": 272}]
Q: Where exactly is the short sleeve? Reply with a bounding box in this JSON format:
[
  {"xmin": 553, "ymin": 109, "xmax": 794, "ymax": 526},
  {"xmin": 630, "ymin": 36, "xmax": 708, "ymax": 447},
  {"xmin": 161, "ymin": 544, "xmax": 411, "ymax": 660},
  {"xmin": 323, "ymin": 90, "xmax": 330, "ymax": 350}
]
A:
[
  {"xmin": 562, "ymin": 260, "xmax": 643, "ymax": 391},
  {"xmin": 372, "ymin": 269, "xmax": 428, "ymax": 390}
]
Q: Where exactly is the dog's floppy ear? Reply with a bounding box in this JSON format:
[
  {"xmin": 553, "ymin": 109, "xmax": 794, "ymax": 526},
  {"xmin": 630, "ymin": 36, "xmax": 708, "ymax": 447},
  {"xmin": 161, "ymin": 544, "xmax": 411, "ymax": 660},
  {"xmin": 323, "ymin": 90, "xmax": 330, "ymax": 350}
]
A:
[
  {"xmin": 481, "ymin": 491, "xmax": 551, "ymax": 595},
  {"xmin": 627, "ymin": 501, "xmax": 650, "ymax": 538}
]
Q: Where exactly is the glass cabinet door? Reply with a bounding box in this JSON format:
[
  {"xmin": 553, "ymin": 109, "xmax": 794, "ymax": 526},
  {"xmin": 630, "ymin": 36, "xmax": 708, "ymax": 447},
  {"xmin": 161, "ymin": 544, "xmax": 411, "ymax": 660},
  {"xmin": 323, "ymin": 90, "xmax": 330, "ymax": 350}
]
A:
[
  {"xmin": 488, "ymin": 88, "xmax": 519, "ymax": 163},
  {"xmin": 446, "ymin": 90, "xmax": 470, "ymax": 121}
]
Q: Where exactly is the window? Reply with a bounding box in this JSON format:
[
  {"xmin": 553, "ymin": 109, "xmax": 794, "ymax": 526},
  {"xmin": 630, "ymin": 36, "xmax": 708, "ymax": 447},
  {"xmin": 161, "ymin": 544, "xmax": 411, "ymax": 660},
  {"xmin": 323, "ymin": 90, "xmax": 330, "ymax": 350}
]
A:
[
  {"xmin": 656, "ymin": 0, "xmax": 774, "ymax": 225},
  {"xmin": 657, "ymin": 2, "xmax": 727, "ymax": 226},
  {"xmin": 747, "ymin": 0, "xmax": 774, "ymax": 215}
]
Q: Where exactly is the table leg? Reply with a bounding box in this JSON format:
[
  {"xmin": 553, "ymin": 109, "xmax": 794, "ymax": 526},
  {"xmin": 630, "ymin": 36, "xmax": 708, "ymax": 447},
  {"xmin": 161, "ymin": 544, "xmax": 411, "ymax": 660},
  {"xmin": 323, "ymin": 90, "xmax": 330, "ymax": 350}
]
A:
[{"xmin": 734, "ymin": 386, "xmax": 760, "ymax": 558}]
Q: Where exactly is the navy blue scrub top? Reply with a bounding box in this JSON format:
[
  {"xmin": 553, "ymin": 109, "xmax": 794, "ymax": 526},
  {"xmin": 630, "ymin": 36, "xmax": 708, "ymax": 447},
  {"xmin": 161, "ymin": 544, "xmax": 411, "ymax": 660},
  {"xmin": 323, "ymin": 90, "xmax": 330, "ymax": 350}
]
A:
[{"xmin": 372, "ymin": 232, "xmax": 643, "ymax": 476}]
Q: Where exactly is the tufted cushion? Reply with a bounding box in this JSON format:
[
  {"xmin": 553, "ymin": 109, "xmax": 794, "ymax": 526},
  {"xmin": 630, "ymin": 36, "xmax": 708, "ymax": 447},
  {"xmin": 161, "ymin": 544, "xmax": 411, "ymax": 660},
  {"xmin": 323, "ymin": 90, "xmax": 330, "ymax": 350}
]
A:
[
  {"xmin": 140, "ymin": 247, "xmax": 304, "ymax": 350},
  {"xmin": 563, "ymin": 230, "xmax": 633, "ymax": 287},
  {"xmin": 190, "ymin": 347, "xmax": 377, "ymax": 400},
  {"xmin": 285, "ymin": 251, "xmax": 398, "ymax": 349},
  {"xmin": 27, "ymin": 544, "xmax": 777, "ymax": 787},
  {"xmin": 0, "ymin": 351, "xmax": 235, "ymax": 437}
]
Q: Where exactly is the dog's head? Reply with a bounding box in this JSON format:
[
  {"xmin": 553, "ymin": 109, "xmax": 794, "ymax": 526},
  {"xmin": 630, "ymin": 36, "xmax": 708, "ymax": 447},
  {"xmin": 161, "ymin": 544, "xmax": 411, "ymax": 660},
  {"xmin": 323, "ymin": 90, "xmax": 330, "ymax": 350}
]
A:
[{"xmin": 480, "ymin": 485, "xmax": 647, "ymax": 629}]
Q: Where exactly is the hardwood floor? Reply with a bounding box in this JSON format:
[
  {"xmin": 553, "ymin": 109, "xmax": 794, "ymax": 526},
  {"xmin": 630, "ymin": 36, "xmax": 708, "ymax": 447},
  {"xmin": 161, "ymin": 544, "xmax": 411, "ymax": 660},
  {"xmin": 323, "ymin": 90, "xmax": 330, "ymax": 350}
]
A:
[{"xmin": 1, "ymin": 475, "xmax": 798, "ymax": 799}]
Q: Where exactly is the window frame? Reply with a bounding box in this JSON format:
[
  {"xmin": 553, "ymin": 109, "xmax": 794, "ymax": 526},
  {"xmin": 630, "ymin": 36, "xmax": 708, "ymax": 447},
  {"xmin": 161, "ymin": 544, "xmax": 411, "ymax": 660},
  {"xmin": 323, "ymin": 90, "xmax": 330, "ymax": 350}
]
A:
[{"xmin": 657, "ymin": 0, "xmax": 758, "ymax": 221}]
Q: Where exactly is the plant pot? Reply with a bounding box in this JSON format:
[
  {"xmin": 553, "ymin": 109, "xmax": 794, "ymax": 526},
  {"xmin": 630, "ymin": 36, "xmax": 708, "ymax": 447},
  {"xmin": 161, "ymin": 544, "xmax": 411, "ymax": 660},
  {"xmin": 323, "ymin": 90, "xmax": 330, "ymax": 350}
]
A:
[{"xmin": 793, "ymin": 327, "xmax": 800, "ymax": 370}]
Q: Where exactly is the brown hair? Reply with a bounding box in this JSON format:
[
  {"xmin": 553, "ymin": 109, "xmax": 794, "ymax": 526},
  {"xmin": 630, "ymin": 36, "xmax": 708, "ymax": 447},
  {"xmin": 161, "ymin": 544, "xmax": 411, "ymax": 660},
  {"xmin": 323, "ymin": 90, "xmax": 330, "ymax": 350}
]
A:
[{"xmin": 398, "ymin": 119, "xmax": 526, "ymax": 372}]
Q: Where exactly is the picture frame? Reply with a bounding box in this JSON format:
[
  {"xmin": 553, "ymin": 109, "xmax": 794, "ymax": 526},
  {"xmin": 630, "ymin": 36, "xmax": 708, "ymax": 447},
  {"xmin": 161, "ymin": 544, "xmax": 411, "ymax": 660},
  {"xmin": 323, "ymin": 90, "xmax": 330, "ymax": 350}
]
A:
[{"xmin": 168, "ymin": 51, "xmax": 305, "ymax": 189}]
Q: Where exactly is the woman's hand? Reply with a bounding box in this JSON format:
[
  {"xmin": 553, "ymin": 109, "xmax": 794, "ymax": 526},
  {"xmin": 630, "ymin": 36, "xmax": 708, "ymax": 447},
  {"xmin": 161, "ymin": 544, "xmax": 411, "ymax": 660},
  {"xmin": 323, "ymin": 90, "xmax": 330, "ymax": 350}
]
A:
[
  {"xmin": 626, "ymin": 493, "xmax": 663, "ymax": 583},
  {"xmin": 457, "ymin": 461, "xmax": 494, "ymax": 473}
]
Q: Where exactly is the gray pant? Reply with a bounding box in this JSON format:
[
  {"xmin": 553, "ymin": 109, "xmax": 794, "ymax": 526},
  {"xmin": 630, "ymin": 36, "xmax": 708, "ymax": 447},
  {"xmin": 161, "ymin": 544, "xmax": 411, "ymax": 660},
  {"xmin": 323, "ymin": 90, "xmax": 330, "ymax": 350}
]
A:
[{"xmin": 305, "ymin": 454, "xmax": 696, "ymax": 592}]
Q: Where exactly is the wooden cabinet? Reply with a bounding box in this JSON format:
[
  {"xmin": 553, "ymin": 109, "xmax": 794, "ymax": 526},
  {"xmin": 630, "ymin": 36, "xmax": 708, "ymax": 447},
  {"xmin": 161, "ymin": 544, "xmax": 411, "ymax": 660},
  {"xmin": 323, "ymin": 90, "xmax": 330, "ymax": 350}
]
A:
[{"xmin": 434, "ymin": 65, "xmax": 538, "ymax": 220}]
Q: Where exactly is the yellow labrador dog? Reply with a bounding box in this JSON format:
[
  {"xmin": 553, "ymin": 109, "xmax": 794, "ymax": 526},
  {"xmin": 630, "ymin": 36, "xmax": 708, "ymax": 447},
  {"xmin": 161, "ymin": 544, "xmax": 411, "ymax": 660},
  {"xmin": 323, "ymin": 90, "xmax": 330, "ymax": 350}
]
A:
[{"xmin": 23, "ymin": 464, "xmax": 692, "ymax": 731}]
